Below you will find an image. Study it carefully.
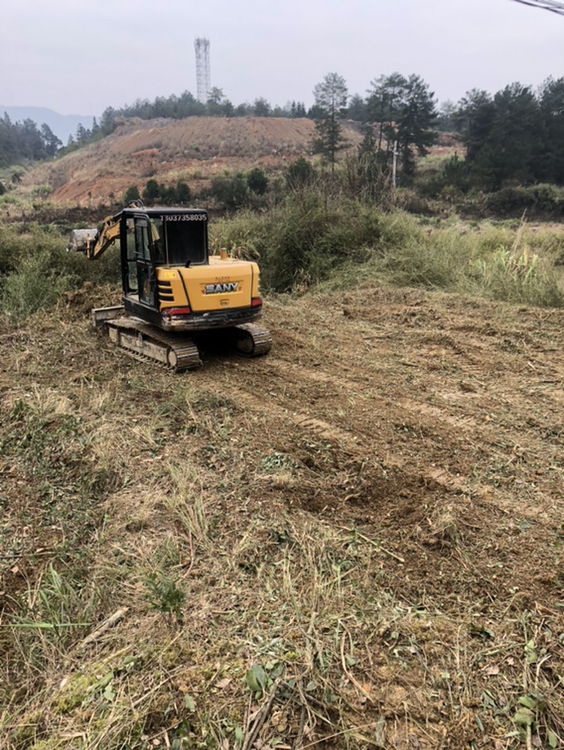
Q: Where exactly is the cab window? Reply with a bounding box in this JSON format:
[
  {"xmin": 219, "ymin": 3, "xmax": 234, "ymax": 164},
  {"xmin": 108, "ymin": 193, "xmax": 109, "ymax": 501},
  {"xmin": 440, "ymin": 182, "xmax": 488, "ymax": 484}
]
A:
[
  {"xmin": 165, "ymin": 219, "xmax": 206, "ymax": 265},
  {"xmin": 135, "ymin": 220, "xmax": 151, "ymax": 261}
]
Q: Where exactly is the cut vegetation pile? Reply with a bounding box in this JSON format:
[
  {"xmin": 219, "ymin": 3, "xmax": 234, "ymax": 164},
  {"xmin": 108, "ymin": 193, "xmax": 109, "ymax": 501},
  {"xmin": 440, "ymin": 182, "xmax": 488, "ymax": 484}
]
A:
[{"xmin": 1, "ymin": 280, "xmax": 564, "ymax": 749}]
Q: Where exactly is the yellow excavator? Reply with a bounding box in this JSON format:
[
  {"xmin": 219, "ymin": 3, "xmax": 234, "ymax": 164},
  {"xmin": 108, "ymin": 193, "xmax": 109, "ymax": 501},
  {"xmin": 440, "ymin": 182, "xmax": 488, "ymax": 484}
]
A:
[{"xmin": 67, "ymin": 201, "xmax": 271, "ymax": 370}]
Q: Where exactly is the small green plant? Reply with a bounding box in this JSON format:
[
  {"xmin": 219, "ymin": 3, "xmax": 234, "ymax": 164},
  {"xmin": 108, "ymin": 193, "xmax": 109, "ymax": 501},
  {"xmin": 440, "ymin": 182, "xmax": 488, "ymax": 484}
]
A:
[
  {"xmin": 31, "ymin": 185, "xmax": 53, "ymax": 199},
  {"xmin": 145, "ymin": 572, "xmax": 186, "ymax": 625},
  {"xmin": 261, "ymin": 451, "xmax": 297, "ymax": 471}
]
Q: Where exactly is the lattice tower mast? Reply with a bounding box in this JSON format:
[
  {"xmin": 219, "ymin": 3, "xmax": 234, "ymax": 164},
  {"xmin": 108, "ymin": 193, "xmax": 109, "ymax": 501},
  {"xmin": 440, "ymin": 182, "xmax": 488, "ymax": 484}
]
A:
[{"xmin": 195, "ymin": 38, "xmax": 211, "ymax": 104}]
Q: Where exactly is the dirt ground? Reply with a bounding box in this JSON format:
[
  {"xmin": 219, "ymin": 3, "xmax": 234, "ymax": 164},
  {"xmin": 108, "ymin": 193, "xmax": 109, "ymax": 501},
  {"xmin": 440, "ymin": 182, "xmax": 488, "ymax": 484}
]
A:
[
  {"xmin": 20, "ymin": 117, "xmax": 462, "ymax": 208},
  {"xmin": 22, "ymin": 117, "xmax": 361, "ymax": 206},
  {"xmin": 1, "ymin": 284, "xmax": 563, "ymax": 749}
]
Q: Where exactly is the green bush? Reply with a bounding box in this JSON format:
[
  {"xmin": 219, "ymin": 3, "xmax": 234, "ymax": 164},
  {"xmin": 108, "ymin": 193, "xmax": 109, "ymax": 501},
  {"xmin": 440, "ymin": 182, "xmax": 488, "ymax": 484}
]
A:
[
  {"xmin": 485, "ymin": 184, "xmax": 564, "ymax": 217},
  {"xmin": 212, "ymin": 189, "xmax": 382, "ymax": 291},
  {"xmin": 0, "ymin": 251, "xmax": 74, "ymax": 322},
  {"xmin": 212, "ymin": 188, "xmax": 564, "ymax": 308},
  {"xmin": 208, "ymin": 174, "xmax": 250, "ymax": 210},
  {"xmin": 286, "ymin": 158, "xmax": 315, "ymax": 189},
  {"xmin": 140, "ymin": 179, "xmax": 191, "ymax": 206},
  {"xmin": 176, "ymin": 181, "xmax": 191, "ymax": 205},
  {"xmin": 31, "ymin": 185, "xmax": 53, "ymax": 199},
  {"xmin": 122, "ymin": 185, "xmax": 140, "ymax": 204},
  {"xmin": 142, "ymin": 179, "xmax": 160, "ymax": 205},
  {"xmin": 420, "ymin": 155, "xmax": 471, "ymax": 198},
  {"xmin": 0, "ymin": 225, "xmax": 121, "ymax": 322},
  {"xmin": 247, "ymin": 168, "xmax": 269, "ymax": 196}
]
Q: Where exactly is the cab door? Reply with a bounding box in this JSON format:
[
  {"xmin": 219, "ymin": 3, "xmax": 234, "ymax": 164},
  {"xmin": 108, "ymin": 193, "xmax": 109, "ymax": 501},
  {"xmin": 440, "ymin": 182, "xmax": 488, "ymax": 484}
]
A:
[{"xmin": 134, "ymin": 216, "xmax": 156, "ymax": 308}]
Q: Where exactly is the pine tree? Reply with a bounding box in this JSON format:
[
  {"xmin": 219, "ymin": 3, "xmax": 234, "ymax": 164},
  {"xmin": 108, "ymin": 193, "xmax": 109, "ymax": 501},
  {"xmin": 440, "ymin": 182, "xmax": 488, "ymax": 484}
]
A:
[{"xmin": 312, "ymin": 73, "xmax": 348, "ymax": 173}]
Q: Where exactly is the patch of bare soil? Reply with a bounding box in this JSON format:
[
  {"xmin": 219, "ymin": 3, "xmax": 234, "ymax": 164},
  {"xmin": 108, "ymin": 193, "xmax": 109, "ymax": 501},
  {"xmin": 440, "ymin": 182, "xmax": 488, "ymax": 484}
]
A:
[
  {"xmin": 23, "ymin": 117, "xmax": 363, "ymax": 206},
  {"xmin": 1, "ymin": 285, "xmax": 563, "ymax": 749}
]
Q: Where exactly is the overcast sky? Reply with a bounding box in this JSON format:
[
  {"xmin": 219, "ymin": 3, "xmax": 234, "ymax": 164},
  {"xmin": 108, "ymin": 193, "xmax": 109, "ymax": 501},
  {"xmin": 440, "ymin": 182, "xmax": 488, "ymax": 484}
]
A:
[{"xmin": 1, "ymin": 0, "xmax": 562, "ymax": 117}]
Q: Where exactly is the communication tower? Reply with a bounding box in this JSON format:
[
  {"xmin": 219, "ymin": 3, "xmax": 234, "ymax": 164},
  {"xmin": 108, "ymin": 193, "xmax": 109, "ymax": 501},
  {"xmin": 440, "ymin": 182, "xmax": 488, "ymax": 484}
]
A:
[{"xmin": 195, "ymin": 38, "xmax": 211, "ymax": 103}]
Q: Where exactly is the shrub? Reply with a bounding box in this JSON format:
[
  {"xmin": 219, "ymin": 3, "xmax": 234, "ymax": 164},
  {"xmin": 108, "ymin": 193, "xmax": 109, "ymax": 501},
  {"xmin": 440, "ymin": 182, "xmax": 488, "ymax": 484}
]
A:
[
  {"xmin": 212, "ymin": 188, "xmax": 382, "ymax": 291},
  {"xmin": 247, "ymin": 168, "xmax": 269, "ymax": 196},
  {"xmin": 31, "ymin": 185, "xmax": 53, "ymax": 199},
  {"xmin": 142, "ymin": 179, "xmax": 160, "ymax": 205},
  {"xmin": 176, "ymin": 181, "xmax": 191, "ymax": 205},
  {"xmin": 0, "ymin": 251, "xmax": 75, "ymax": 322},
  {"xmin": 484, "ymin": 184, "xmax": 564, "ymax": 218},
  {"xmin": 286, "ymin": 158, "xmax": 315, "ymax": 189},
  {"xmin": 212, "ymin": 187, "xmax": 564, "ymax": 308},
  {"xmin": 208, "ymin": 174, "xmax": 249, "ymax": 210},
  {"xmin": 140, "ymin": 179, "xmax": 191, "ymax": 206},
  {"xmin": 160, "ymin": 185, "xmax": 178, "ymax": 206},
  {"xmin": 122, "ymin": 185, "xmax": 140, "ymax": 204},
  {"xmin": 0, "ymin": 225, "xmax": 121, "ymax": 322}
]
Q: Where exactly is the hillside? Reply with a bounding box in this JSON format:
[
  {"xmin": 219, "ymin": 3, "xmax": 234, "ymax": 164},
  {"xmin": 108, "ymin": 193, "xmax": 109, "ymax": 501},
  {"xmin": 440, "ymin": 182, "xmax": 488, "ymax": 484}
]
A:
[
  {"xmin": 23, "ymin": 117, "xmax": 363, "ymax": 206},
  {"xmin": 1, "ymin": 283, "xmax": 563, "ymax": 749}
]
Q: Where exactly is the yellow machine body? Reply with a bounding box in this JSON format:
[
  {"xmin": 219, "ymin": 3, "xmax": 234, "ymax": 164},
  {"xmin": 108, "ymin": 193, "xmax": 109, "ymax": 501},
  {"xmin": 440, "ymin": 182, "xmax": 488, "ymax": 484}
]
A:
[{"xmin": 157, "ymin": 257, "xmax": 261, "ymax": 314}]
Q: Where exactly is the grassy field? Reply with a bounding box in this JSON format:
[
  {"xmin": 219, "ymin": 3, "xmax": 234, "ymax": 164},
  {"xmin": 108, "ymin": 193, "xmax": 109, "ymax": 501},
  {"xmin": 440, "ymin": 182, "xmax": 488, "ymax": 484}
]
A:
[
  {"xmin": 1, "ymin": 199, "xmax": 564, "ymax": 749},
  {"xmin": 1, "ymin": 272, "xmax": 564, "ymax": 748}
]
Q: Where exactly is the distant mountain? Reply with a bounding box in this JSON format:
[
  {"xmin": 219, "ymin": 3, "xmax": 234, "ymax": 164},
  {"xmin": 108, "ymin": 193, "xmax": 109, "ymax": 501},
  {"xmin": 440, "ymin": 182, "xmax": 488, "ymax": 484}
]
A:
[{"xmin": 0, "ymin": 106, "xmax": 95, "ymax": 144}]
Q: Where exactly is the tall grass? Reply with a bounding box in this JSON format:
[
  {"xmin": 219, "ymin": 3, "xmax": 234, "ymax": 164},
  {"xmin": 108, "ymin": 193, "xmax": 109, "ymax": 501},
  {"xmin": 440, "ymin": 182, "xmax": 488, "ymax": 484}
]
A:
[
  {"xmin": 211, "ymin": 188, "xmax": 564, "ymax": 307},
  {"xmin": 0, "ymin": 224, "xmax": 120, "ymax": 322},
  {"xmin": 1, "ymin": 189, "xmax": 563, "ymax": 326}
]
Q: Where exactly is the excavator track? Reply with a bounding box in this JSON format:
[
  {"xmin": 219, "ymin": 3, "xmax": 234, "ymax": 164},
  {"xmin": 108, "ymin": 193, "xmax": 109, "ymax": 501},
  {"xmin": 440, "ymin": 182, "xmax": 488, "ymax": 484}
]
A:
[
  {"xmin": 105, "ymin": 317, "xmax": 201, "ymax": 372},
  {"xmin": 232, "ymin": 323, "xmax": 273, "ymax": 357}
]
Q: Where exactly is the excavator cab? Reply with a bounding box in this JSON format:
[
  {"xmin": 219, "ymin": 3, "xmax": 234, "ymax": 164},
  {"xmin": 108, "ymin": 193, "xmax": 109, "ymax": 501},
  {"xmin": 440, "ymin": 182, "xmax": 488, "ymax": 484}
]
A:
[{"xmin": 120, "ymin": 206, "xmax": 209, "ymax": 325}]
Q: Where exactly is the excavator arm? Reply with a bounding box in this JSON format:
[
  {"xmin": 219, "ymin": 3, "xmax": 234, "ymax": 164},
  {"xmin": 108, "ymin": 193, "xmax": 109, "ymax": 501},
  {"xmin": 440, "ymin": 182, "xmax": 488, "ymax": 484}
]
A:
[{"xmin": 67, "ymin": 201, "xmax": 144, "ymax": 259}]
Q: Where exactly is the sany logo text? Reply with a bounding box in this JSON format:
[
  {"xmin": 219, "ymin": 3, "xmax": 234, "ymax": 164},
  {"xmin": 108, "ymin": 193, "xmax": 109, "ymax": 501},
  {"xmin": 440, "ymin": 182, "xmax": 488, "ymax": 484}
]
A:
[{"xmin": 205, "ymin": 282, "xmax": 239, "ymax": 294}]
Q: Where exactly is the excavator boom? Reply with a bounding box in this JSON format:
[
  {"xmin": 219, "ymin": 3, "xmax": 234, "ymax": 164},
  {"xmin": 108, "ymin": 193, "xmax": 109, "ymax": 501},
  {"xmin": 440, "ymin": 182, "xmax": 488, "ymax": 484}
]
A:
[{"xmin": 67, "ymin": 209, "xmax": 128, "ymax": 259}]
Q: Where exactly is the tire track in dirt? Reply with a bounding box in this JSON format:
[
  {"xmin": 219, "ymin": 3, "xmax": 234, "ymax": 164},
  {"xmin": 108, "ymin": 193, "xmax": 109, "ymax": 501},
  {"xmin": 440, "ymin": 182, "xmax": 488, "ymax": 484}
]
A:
[
  {"xmin": 261, "ymin": 357, "xmax": 487, "ymax": 438},
  {"xmin": 398, "ymin": 398, "xmax": 479, "ymax": 432},
  {"xmin": 200, "ymin": 361, "xmax": 528, "ymax": 513},
  {"xmin": 248, "ymin": 354, "xmax": 559, "ymax": 521},
  {"xmin": 202, "ymin": 378, "xmax": 363, "ymax": 452}
]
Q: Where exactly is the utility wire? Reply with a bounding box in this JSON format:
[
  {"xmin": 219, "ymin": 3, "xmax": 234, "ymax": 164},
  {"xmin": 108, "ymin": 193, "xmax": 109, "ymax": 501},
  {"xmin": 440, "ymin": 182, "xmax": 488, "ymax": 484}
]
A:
[{"xmin": 511, "ymin": 0, "xmax": 564, "ymax": 15}]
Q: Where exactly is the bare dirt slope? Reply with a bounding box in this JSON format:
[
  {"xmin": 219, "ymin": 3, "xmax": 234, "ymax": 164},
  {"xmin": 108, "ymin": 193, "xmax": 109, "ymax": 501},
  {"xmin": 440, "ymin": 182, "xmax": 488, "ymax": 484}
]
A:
[
  {"xmin": 1, "ymin": 282, "xmax": 563, "ymax": 749},
  {"xmin": 23, "ymin": 117, "xmax": 362, "ymax": 206}
]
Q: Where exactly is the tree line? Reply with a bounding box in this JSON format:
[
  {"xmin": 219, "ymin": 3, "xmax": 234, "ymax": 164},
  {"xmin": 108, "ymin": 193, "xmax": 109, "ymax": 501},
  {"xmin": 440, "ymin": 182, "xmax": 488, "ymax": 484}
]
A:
[
  {"xmin": 312, "ymin": 73, "xmax": 564, "ymax": 189},
  {"xmin": 311, "ymin": 72, "xmax": 437, "ymax": 180},
  {"xmin": 452, "ymin": 79, "xmax": 564, "ymax": 189},
  {"xmin": 3, "ymin": 73, "xmax": 564, "ymax": 194},
  {"xmin": 97, "ymin": 90, "xmax": 308, "ymax": 135},
  {"xmin": 0, "ymin": 115, "xmax": 62, "ymax": 168}
]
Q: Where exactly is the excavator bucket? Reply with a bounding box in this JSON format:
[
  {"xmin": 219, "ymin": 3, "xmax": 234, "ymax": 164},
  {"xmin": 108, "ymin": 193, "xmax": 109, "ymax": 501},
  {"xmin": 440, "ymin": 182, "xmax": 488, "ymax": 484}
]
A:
[{"xmin": 67, "ymin": 228, "xmax": 99, "ymax": 254}]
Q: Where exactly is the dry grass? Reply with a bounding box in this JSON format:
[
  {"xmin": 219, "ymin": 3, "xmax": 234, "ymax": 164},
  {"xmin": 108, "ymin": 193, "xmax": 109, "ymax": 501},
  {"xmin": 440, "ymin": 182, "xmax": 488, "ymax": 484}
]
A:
[{"xmin": 1, "ymin": 286, "xmax": 564, "ymax": 749}]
